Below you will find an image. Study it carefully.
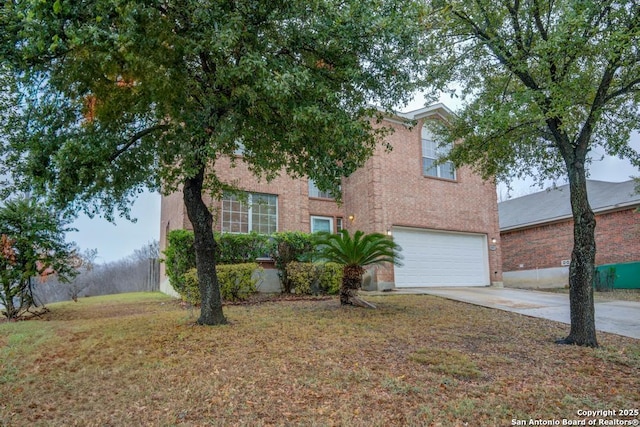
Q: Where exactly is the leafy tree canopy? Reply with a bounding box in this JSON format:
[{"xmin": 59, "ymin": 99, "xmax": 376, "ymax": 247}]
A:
[
  {"xmin": 418, "ymin": 0, "xmax": 640, "ymax": 347},
  {"xmin": 0, "ymin": 196, "xmax": 77, "ymax": 318},
  {"xmin": 1, "ymin": 0, "xmax": 428, "ymax": 213},
  {"xmin": 1, "ymin": 0, "xmax": 429, "ymax": 325},
  {"xmin": 422, "ymin": 0, "xmax": 640, "ymax": 185}
]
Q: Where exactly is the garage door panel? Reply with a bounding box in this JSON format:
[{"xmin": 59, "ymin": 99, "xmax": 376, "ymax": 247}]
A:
[{"xmin": 393, "ymin": 228, "xmax": 489, "ymax": 287}]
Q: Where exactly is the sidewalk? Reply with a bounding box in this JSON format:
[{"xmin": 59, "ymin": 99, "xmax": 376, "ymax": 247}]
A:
[{"xmin": 368, "ymin": 287, "xmax": 640, "ymax": 340}]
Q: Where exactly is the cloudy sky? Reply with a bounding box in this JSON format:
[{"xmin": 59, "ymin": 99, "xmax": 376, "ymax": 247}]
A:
[
  {"xmin": 497, "ymin": 131, "xmax": 640, "ymax": 200},
  {"xmin": 66, "ymin": 95, "xmax": 640, "ymax": 264},
  {"xmin": 66, "ymin": 191, "xmax": 161, "ymax": 264}
]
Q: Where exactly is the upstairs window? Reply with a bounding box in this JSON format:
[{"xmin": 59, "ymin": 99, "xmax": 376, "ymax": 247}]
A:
[
  {"xmin": 308, "ymin": 179, "xmax": 336, "ymax": 199},
  {"xmin": 422, "ymin": 126, "xmax": 456, "ymax": 180},
  {"xmin": 221, "ymin": 192, "xmax": 277, "ymax": 234}
]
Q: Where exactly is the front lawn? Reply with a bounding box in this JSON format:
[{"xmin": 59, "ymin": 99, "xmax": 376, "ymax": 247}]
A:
[{"xmin": 1, "ymin": 292, "xmax": 638, "ymax": 426}]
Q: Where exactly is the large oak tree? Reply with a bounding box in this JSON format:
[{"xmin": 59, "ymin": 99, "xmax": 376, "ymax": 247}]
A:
[
  {"xmin": 1, "ymin": 0, "xmax": 428, "ymax": 325},
  {"xmin": 421, "ymin": 0, "xmax": 640, "ymax": 346}
]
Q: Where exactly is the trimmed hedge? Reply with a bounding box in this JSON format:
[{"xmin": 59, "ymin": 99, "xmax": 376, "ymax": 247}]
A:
[
  {"xmin": 163, "ymin": 229, "xmax": 333, "ymax": 295},
  {"xmin": 216, "ymin": 232, "xmax": 270, "ymax": 265},
  {"xmin": 181, "ymin": 263, "xmax": 262, "ymax": 304},
  {"xmin": 320, "ymin": 262, "xmax": 342, "ymax": 295},
  {"xmin": 163, "ymin": 230, "xmax": 270, "ymax": 265},
  {"xmin": 181, "ymin": 268, "xmax": 201, "ymax": 305},
  {"xmin": 286, "ymin": 261, "xmax": 342, "ymax": 295},
  {"xmin": 163, "ymin": 230, "xmax": 196, "ymax": 296},
  {"xmin": 218, "ymin": 263, "xmax": 263, "ymax": 301}
]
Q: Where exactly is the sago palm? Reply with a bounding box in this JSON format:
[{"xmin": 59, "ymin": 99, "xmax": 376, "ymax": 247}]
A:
[{"xmin": 314, "ymin": 230, "xmax": 402, "ymax": 307}]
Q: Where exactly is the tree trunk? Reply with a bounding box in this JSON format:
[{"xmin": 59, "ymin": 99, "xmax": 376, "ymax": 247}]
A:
[
  {"xmin": 1, "ymin": 284, "xmax": 17, "ymax": 319},
  {"xmin": 340, "ymin": 265, "xmax": 375, "ymax": 308},
  {"xmin": 340, "ymin": 265, "xmax": 364, "ymax": 305},
  {"xmin": 183, "ymin": 165, "xmax": 227, "ymax": 326},
  {"xmin": 560, "ymin": 160, "xmax": 598, "ymax": 347}
]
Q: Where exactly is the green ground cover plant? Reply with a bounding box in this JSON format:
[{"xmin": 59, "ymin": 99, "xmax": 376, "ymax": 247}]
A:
[{"xmin": 1, "ymin": 292, "xmax": 638, "ymax": 426}]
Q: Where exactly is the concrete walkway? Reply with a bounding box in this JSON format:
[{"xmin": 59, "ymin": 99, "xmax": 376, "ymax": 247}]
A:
[{"xmin": 370, "ymin": 287, "xmax": 640, "ymax": 340}]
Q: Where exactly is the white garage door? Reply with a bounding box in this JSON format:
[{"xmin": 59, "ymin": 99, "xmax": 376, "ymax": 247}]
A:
[{"xmin": 392, "ymin": 227, "xmax": 489, "ymax": 287}]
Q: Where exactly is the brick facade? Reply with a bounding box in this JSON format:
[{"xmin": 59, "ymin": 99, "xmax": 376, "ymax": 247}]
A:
[
  {"xmin": 160, "ymin": 105, "xmax": 503, "ymax": 286},
  {"xmin": 501, "ymin": 208, "xmax": 640, "ymax": 272},
  {"xmin": 343, "ymin": 118, "xmax": 502, "ymax": 283},
  {"xmin": 158, "ymin": 189, "xmax": 187, "ymax": 281}
]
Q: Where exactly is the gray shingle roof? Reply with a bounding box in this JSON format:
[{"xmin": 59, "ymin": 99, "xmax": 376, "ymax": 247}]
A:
[{"xmin": 499, "ymin": 180, "xmax": 640, "ymax": 231}]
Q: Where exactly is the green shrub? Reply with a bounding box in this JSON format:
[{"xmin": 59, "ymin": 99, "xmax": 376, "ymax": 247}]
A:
[
  {"xmin": 318, "ymin": 262, "xmax": 342, "ymax": 295},
  {"xmin": 162, "ymin": 230, "xmax": 196, "ymax": 295},
  {"xmin": 181, "ymin": 268, "xmax": 201, "ymax": 305},
  {"xmin": 164, "ymin": 229, "xmax": 322, "ymax": 296},
  {"xmin": 286, "ymin": 261, "xmax": 317, "ymax": 294},
  {"xmin": 217, "ymin": 263, "xmax": 263, "ymax": 301},
  {"xmin": 216, "ymin": 232, "xmax": 270, "ymax": 264},
  {"xmin": 269, "ymin": 232, "xmax": 315, "ymax": 293},
  {"xmin": 180, "ymin": 263, "xmax": 262, "ymax": 304},
  {"xmin": 285, "ymin": 261, "xmax": 342, "ymax": 295}
]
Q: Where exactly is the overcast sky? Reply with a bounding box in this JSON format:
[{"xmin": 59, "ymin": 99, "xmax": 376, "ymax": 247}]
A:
[
  {"xmin": 66, "ymin": 191, "xmax": 161, "ymax": 264},
  {"xmin": 65, "ymin": 94, "xmax": 640, "ymax": 263},
  {"xmin": 496, "ymin": 131, "xmax": 640, "ymax": 200}
]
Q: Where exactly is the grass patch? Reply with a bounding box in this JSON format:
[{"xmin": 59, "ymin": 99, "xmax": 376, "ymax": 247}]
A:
[
  {"xmin": 410, "ymin": 348, "xmax": 483, "ymax": 379},
  {"xmin": 0, "ymin": 321, "xmax": 56, "ymax": 385},
  {"xmin": 1, "ymin": 292, "xmax": 639, "ymax": 426}
]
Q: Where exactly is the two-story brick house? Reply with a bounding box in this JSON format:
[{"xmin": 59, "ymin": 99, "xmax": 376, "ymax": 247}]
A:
[{"xmin": 160, "ymin": 103, "xmax": 503, "ymax": 292}]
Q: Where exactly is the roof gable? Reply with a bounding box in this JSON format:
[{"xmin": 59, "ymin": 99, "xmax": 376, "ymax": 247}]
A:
[
  {"xmin": 398, "ymin": 103, "xmax": 455, "ymax": 121},
  {"xmin": 380, "ymin": 103, "xmax": 455, "ymax": 125}
]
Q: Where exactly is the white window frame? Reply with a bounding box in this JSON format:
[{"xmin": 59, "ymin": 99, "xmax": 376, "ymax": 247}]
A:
[
  {"xmin": 311, "ymin": 216, "xmax": 334, "ymax": 233},
  {"xmin": 422, "ymin": 126, "xmax": 456, "ymax": 180},
  {"xmin": 221, "ymin": 192, "xmax": 278, "ymax": 234}
]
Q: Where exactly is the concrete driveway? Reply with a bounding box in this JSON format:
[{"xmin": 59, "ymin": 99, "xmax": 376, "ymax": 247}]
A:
[{"xmin": 381, "ymin": 287, "xmax": 640, "ymax": 340}]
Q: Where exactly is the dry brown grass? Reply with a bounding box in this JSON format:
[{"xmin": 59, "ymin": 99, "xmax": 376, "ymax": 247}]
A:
[{"xmin": 1, "ymin": 292, "xmax": 639, "ymax": 426}]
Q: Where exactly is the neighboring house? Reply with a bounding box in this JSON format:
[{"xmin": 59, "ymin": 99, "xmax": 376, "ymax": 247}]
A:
[
  {"xmin": 160, "ymin": 103, "xmax": 503, "ymax": 292},
  {"xmin": 499, "ymin": 180, "xmax": 640, "ymax": 288}
]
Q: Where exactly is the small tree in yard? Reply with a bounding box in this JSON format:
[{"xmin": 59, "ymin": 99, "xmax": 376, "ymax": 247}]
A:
[
  {"xmin": 419, "ymin": 0, "xmax": 640, "ymax": 347},
  {"xmin": 1, "ymin": 0, "xmax": 428, "ymax": 325},
  {"xmin": 67, "ymin": 248, "xmax": 98, "ymax": 302},
  {"xmin": 0, "ymin": 197, "xmax": 77, "ymax": 319},
  {"xmin": 314, "ymin": 230, "xmax": 402, "ymax": 308}
]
